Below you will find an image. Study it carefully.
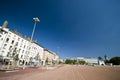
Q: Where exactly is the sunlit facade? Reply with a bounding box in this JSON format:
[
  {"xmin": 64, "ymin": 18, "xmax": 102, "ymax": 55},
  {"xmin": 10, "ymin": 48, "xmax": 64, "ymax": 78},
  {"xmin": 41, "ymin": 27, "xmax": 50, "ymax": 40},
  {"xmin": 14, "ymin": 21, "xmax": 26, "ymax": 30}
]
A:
[
  {"xmin": 0, "ymin": 21, "xmax": 59, "ymax": 66},
  {"xmin": 43, "ymin": 49, "xmax": 59, "ymax": 65},
  {"xmin": 0, "ymin": 21, "xmax": 44, "ymax": 64}
]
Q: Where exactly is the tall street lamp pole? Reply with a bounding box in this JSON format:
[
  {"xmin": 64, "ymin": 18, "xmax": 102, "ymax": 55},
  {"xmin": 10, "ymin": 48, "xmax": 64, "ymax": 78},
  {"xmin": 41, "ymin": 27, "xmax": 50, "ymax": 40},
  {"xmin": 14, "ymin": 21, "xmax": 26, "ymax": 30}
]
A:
[
  {"xmin": 31, "ymin": 17, "xmax": 40, "ymax": 40},
  {"xmin": 23, "ymin": 17, "xmax": 40, "ymax": 69}
]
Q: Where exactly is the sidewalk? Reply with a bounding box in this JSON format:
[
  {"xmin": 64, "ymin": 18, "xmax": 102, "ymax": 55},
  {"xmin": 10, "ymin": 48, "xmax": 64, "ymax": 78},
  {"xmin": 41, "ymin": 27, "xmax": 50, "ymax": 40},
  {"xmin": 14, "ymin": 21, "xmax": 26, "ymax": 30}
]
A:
[
  {"xmin": 0, "ymin": 64, "xmax": 63, "ymax": 77},
  {"xmin": 0, "ymin": 64, "xmax": 64, "ymax": 78},
  {"xmin": 0, "ymin": 66, "xmax": 46, "ymax": 77}
]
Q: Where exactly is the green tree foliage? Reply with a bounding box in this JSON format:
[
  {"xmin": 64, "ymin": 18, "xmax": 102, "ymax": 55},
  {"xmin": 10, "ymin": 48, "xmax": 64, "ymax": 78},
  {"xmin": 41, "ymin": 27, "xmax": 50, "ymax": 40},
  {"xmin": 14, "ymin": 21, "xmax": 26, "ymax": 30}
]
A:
[
  {"xmin": 14, "ymin": 54, "xmax": 19, "ymax": 61},
  {"xmin": 65, "ymin": 59, "xmax": 86, "ymax": 65},
  {"xmin": 35, "ymin": 53, "xmax": 40, "ymax": 61},
  {"xmin": 78, "ymin": 60, "xmax": 86, "ymax": 64},
  {"xmin": 109, "ymin": 56, "xmax": 120, "ymax": 65},
  {"xmin": 98, "ymin": 56, "xmax": 103, "ymax": 61},
  {"xmin": 65, "ymin": 59, "xmax": 73, "ymax": 64},
  {"xmin": 59, "ymin": 61, "xmax": 63, "ymax": 64},
  {"xmin": 104, "ymin": 59, "xmax": 109, "ymax": 64},
  {"xmin": 73, "ymin": 59, "xmax": 77, "ymax": 64},
  {"xmin": 46, "ymin": 57, "xmax": 48, "ymax": 63},
  {"xmin": 12, "ymin": 49, "xmax": 19, "ymax": 61}
]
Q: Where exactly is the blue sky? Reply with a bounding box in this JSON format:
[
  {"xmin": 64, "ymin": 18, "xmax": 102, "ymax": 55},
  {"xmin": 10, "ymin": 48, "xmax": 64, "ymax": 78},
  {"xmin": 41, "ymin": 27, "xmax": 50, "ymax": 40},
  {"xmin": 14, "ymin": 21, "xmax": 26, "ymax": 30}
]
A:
[{"xmin": 0, "ymin": 0, "xmax": 120, "ymax": 59}]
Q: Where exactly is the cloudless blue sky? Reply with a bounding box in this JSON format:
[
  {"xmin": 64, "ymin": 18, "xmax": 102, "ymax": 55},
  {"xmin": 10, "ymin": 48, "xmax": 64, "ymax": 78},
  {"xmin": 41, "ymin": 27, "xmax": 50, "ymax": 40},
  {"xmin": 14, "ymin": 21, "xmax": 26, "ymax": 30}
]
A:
[{"xmin": 0, "ymin": 0, "xmax": 120, "ymax": 59}]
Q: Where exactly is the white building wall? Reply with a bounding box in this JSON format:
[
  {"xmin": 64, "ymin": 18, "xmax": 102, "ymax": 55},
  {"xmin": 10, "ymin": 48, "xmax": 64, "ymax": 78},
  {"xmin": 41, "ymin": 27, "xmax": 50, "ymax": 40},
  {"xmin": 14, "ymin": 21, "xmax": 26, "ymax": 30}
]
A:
[
  {"xmin": 37, "ymin": 44, "xmax": 44, "ymax": 60},
  {"xmin": 0, "ymin": 26, "xmax": 44, "ymax": 64},
  {"xmin": 77, "ymin": 57, "xmax": 98, "ymax": 64},
  {"xmin": 0, "ymin": 27, "xmax": 10, "ymax": 56},
  {"xmin": 99, "ymin": 60, "xmax": 105, "ymax": 65},
  {"xmin": 84, "ymin": 58, "xmax": 98, "ymax": 64}
]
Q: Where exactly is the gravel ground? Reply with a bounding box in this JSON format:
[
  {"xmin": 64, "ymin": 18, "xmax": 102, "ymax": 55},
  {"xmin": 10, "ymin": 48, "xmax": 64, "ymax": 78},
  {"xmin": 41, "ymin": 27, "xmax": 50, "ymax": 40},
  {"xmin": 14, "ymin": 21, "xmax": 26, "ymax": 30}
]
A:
[{"xmin": 0, "ymin": 65, "xmax": 120, "ymax": 80}]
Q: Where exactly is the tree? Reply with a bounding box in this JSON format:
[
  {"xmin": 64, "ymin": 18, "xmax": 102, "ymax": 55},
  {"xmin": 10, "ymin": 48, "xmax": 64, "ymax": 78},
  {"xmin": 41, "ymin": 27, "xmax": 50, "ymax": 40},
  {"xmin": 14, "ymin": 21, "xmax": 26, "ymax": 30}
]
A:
[
  {"xmin": 12, "ymin": 49, "xmax": 19, "ymax": 61},
  {"xmin": 45, "ymin": 57, "xmax": 48, "ymax": 65},
  {"xmin": 104, "ymin": 54, "xmax": 107, "ymax": 61},
  {"xmin": 98, "ymin": 56, "xmax": 103, "ymax": 61},
  {"xmin": 65, "ymin": 59, "xmax": 81, "ymax": 64},
  {"xmin": 104, "ymin": 59, "xmax": 109, "ymax": 64},
  {"xmin": 34, "ymin": 53, "xmax": 40, "ymax": 61},
  {"xmin": 109, "ymin": 56, "xmax": 120, "ymax": 65},
  {"xmin": 14, "ymin": 54, "xmax": 19, "ymax": 61},
  {"xmin": 78, "ymin": 60, "xmax": 86, "ymax": 64},
  {"xmin": 65, "ymin": 59, "xmax": 73, "ymax": 64},
  {"xmin": 12, "ymin": 49, "xmax": 19, "ymax": 67},
  {"xmin": 72, "ymin": 59, "xmax": 76, "ymax": 64},
  {"xmin": 59, "ymin": 61, "xmax": 63, "ymax": 64}
]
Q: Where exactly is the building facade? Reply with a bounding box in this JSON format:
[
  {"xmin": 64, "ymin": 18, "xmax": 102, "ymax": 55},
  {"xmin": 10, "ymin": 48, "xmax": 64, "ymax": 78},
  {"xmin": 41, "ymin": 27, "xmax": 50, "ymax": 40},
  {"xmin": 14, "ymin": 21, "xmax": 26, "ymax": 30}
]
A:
[
  {"xmin": 43, "ymin": 49, "xmax": 59, "ymax": 65},
  {"xmin": 77, "ymin": 57, "xmax": 99, "ymax": 65},
  {"xmin": 0, "ymin": 21, "xmax": 59, "ymax": 66},
  {"xmin": 0, "ymin": 21, "xmax": 44, "ymax": 65}
]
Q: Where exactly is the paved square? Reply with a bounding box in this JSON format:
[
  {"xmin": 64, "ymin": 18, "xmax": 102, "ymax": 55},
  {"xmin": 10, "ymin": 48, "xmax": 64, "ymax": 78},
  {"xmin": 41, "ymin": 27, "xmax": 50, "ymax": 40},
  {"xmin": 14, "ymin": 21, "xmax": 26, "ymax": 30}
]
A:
[{"xmin": 0, "ymin": 65, "xmax": 120, "ymax": 80}]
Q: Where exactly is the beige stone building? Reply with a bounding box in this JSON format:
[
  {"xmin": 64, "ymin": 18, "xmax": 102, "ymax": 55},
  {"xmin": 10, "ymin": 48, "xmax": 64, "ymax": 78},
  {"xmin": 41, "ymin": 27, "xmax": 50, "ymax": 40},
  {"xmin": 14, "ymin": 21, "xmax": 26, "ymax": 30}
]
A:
[{"xmin": 43, "ymin": 49, "xmax": 59, "ymax": 65}]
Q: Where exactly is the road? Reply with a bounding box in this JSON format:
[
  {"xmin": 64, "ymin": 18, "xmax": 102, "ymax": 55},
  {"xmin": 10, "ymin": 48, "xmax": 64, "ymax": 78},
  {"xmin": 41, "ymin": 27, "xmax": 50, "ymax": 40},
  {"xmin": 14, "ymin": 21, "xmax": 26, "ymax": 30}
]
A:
[{"xmin": 0, "ymin": 65, "xmax": 120, "ymax": 80}]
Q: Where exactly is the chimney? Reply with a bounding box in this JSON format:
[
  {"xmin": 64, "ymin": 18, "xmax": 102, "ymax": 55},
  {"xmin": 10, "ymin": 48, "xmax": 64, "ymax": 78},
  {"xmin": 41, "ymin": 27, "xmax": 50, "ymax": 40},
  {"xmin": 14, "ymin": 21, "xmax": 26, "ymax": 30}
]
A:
[{"xmin": 2, "ymin": 20, "xmax": 8, "ymax": 28}]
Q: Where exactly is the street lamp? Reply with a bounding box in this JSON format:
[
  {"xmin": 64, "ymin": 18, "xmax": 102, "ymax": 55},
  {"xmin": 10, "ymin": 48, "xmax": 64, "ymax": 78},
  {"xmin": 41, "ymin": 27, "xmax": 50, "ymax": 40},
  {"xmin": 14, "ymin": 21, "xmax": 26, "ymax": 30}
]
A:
[
  {"xmin": 31, "ymin": 17, "xmax": 40, "ymax": 41},
  {"xmin": 23, "ymin": 17, "xmax": 40, "ymax": 69}
]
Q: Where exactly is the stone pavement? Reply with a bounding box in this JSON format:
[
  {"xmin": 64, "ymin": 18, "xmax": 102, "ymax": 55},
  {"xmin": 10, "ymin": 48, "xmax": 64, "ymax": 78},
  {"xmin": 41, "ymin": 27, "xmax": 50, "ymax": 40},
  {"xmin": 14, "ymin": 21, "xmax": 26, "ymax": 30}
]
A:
[
  {"xmin": 0, "ymin": 66, "xmax": 46, "ymax": 77},
  {"xmin": 0, "ymin": 65, "xmax": 120, "ymax": 80}
]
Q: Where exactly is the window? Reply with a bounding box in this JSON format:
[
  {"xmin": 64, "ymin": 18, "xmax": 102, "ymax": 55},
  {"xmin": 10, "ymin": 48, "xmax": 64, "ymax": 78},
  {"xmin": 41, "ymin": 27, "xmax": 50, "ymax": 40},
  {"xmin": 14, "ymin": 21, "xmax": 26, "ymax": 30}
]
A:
[
  {"xmin": 22, "ymin": 39, "xmax": 24, "ymax": 42},
  {"xmin": 11, "ymin": 40, "xmax": 14, "ymax": 44},
  {"xmin": 7, "ymin": 52, "xmax": 10, "ymax": 57},
  {"xmin": 22, "ymin": 50, "xmax": 24, "ymax": 53},
  {"xmin": 9, "ymin": 46, "xmax": 12, "ymax": 50},
  {"xmin": 24, "ymin": 45, "xmax": 26, "ymax": 48},
  {"xmin": 3, "ymin": 44, "xmax": 7, "ymax": 49},
  {"xmin": 6, "ymin": 38, "xmax": 9, "ymax": 42},
  {"xmin": 8, "ymin": 33, "xmax": 11, "ymax": 37},
  {"xmin": 14, "ymin": 35, "xmax": 16, "ymax": 37},
  {"xmin": 29, "ymin": 47, "xmax": 31, "ymax": 50},
  {"xmin": 16, "ymin": 42, "xmax": 18, "ymax": 46},
  {"xmin": 19, "ymin": 49, "xmax": 21, "ymax": 52},
  {"xmin": 20, "ymin": 44, "xmax": 22, "ymax": 47},
  {"xmin": 15, "ymin": 48, "xmax": 17, "ymax": 50},
  {"xmin": 1, "ymin": 38, "xmax": 3, "ymax": 40},
  {"xmin": 21, "ymin": 55, "xmax": 23, "ymax": 58},
  {"xmin": 18, "ymin": 38, "xmax": 20, "ymax": 41},
  {"xmin": 1, "ymin": 51, "xmax": 4, "ymax": 53}
]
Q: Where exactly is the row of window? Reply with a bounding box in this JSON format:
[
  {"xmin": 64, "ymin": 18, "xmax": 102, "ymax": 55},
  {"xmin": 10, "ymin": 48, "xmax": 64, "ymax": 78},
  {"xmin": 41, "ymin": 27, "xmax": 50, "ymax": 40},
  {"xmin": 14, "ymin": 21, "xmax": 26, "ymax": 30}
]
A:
[
  {"xmin": 7, "ymin": 32, "xmax": 28, "ymax": 44},
  {"xmin": 3, "ymin": 42, "xmax": 38, "ymax": 52},
  {"xmin": 5, "ymin": 38, "xmax": 19, "ymax": 44},
  {"xmin": 4, "ymin": 43, "xmax": 38, "ymax": 53},
  {"xmin": 0, "ymin": 34, "xmax": 3, "ymax": 40},
  {"xmin": 5, "ymin": 37, "xmax": 29, "ymax": 49},
  {"xmin": 0, "ymin": 30, "xmax": 44, "ymax": 60},
  {"xmin": 1, "ymin": 33, "xmax": 41, "ymax": 56},
  {"xmin": 1, "ymin": 33, "xmax": 39, "ymax": 51},
  {"xmin": 7, "ymin": 51, "xmax": 24, "ymax": 59}
]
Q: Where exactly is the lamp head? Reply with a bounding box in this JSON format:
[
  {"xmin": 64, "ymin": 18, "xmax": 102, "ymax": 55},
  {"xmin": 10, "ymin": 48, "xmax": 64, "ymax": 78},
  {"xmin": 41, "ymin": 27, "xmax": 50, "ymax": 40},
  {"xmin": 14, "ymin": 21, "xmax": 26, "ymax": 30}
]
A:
[{"xmin": 33, "ymin": 17, "xmax": 40, "ymax": 22}]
